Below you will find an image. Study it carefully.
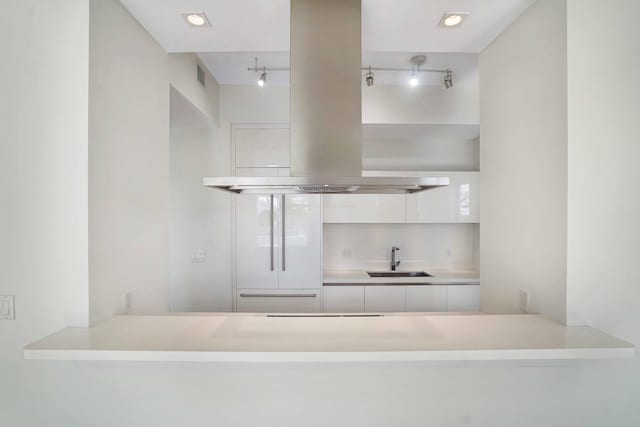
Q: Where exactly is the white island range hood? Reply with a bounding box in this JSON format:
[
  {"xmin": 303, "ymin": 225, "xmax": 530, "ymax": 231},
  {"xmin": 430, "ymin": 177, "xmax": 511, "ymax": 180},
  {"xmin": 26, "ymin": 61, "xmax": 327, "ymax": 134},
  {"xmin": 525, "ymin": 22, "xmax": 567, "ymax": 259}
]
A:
[{"xmin": 204, "ymin": 0, "xmax": 449, "ymax": 194}]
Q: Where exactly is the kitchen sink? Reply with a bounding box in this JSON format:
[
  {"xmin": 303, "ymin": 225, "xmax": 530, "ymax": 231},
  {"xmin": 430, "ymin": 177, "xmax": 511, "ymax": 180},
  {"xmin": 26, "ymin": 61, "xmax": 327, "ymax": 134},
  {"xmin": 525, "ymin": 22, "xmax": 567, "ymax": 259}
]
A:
[{"xmin": 367, "ymin": 271, "xmax": 433, "ymax": 278}]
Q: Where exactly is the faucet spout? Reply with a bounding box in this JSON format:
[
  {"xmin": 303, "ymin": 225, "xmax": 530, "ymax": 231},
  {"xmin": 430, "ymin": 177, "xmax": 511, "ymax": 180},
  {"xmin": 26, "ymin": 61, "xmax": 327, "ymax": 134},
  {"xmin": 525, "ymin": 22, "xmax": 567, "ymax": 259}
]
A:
[{"xmin": 391, "ymin": 246, "xmax": 400, "ymax": 271}]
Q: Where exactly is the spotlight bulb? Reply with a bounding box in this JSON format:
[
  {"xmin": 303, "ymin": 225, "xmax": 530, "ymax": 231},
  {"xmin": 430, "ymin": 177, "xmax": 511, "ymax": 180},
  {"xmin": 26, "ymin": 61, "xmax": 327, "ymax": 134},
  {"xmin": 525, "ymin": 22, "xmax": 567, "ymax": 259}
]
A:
[
  {"xmin": 409, "ymin": 75, "xmax": 419, "ymax": 87},
  {"xmin": 258, "ymin": 70, "xmax": 267, "ymax": 87},
  {"xmin": 444, "ymin": 15, "xmax": 463, "ymax": 27}
]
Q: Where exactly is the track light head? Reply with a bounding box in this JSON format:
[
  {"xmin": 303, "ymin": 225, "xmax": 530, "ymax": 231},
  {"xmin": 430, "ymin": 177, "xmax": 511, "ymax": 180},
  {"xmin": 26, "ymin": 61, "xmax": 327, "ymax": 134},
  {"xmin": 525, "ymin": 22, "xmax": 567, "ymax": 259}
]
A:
[
  {"xmin": 365, "ymin": 66, "xmax": 374, "ymax": 87},
  {"xmin": 409, "ymin": 69, "xmax": 419, "ymax": 87},
  {"xmin": 408, "ymin": 55, "xmax": 426, "ymax": 87},
  {"xmin": 258, "ymin": 68, "xmax": 267, "ymax": 87},
  {"xmin": 444, "ymin": 70, "xmax": 453, "ymax": 89}
]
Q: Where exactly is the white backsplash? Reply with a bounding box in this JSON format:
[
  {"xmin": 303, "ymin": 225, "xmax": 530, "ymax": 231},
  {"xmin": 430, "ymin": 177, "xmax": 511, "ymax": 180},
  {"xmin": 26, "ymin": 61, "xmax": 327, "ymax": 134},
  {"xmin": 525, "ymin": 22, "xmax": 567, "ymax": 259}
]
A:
[{"xmin": 323, "ymin": 223, "xmax": 479, "ymax": 271}]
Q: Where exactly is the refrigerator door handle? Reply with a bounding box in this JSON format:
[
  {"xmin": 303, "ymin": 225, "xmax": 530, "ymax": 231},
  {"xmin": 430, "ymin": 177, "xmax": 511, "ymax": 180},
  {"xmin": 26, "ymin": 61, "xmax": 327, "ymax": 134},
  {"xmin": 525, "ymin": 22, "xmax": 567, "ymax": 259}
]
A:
[
  {"xmin": 281, "ymin": 194, "xmax": 286, "ymax": 271},
  {"xmin": 270, "ymin": 194, "xmax": 274, "ymax": 271}
]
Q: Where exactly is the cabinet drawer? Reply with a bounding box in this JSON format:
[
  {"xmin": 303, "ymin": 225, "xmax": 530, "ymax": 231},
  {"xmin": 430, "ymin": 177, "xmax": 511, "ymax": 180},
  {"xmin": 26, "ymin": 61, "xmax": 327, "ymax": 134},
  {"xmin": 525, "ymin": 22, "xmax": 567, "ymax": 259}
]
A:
[
  {"xmin": 406, "ymin": 286, "xmax": 447, "ymax": 312},
  {"xmin": 364, "ymin": 286, "xmax": 406, "ymax": 312},
  {"xmin": 236, "ymin": 290, "xmax": 320, "ymax": 313},
  {"xmin": 446, "ymin": 285, "xmax": 480, "ymax": 312},
  {"xmin": 323, "ymin": 286, "xmax": 365, "ymax": 312}
]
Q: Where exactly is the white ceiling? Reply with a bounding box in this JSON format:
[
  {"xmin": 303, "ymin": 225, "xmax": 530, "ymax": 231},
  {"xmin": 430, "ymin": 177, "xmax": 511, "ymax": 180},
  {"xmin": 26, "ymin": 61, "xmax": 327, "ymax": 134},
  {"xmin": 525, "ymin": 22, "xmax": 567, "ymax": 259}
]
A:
[
  {"xmin": 120, "ymin": 0, "xmax": 536, "ymax": 53},
  {"xmin": 198, "ymin": 52, "xmax": 479, "ymax": 86}
]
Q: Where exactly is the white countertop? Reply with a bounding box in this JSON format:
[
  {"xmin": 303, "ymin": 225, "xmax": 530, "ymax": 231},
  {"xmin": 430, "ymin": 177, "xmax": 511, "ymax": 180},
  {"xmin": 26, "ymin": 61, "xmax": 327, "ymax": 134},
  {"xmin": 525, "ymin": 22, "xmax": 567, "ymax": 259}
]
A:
[
  {"xmin": 323, "ymin": 269, "xmax": 480, "ymax": 285},
  {"xmin": 24, "ymin": 313, "xmax": 633, "ymax": 362}
]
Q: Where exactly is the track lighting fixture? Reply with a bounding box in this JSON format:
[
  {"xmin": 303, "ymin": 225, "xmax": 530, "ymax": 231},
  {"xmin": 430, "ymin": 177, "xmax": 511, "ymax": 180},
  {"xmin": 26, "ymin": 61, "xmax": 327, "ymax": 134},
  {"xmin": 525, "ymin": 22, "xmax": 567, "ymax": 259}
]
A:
[
  {"xmin": 365, "ymin": 66, "xmax": 374, "ymax": 87},
  {"xmin": 408, "ymin": 55, "xmax": 425, "ymax": 87},
  {"xmin": 250, "ymin": 58, "xmax": 289, "ymax": 87},
  {"xmin": 409, "ymin": 69, "xmax": 419, "ymax": 87},
  {"xmin": 258, "ymin": 67, "xmax": 267, "ymax": 87},
  {"xmin": 251, "ymin": 58, "xmax": 268, "ymax": 87},
  {"xmin": 248, "ymin": 56, "xmax": 453, "ymax": 89}
]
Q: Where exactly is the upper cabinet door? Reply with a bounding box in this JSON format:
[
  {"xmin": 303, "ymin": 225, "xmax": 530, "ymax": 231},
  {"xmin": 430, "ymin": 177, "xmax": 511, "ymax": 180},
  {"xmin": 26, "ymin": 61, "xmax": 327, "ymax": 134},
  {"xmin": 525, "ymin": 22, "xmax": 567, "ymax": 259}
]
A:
[
  {"xmin": 235, "ymin": 194, "xmax": 279, "ymax": 289},
  {"xmin": 234, "ymin": 127, "xmax": 290, "ymax": 168},
  {"xmin": 406, "ymin": 172, "xmax": 480, "ymax": 223},
  {"xmin": 322, "ymin": 194, "xmax": 406, "ymax": 223},
  {"xmin": 278, "ymin": 195, "xmax": 322, "ymax": 289}
]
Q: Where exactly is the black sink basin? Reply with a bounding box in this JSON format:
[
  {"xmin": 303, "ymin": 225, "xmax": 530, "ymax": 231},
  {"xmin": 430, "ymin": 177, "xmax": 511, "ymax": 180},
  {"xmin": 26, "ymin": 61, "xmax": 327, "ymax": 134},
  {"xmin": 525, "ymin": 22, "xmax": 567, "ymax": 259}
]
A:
[{"xmin": 367, "ymin": 271, "xmax": 432, "ymax": 278}]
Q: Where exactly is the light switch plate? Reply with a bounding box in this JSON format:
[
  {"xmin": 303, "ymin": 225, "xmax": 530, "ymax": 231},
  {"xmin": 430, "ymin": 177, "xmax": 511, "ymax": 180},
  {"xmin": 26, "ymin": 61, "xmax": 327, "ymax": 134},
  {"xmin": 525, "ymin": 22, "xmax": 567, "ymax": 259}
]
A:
[
  {"xmin": 519, "ymin": 290, "xmax": 530, "ymax": 314},
  {"xmin": 0, "ymin": 295, "xmax": 15, "ymax": 320},
  {"xmin": 191, "ymin": 250, "xmax": 207, "ymax": 262}
]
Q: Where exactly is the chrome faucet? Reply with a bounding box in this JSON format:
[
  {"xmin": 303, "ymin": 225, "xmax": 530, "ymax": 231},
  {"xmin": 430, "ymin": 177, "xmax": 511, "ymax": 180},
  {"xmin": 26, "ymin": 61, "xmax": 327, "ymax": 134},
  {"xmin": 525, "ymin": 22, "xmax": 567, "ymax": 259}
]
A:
[{"xmin": 391, "ymin": 246, "xmax": 400, "ymax": 271}]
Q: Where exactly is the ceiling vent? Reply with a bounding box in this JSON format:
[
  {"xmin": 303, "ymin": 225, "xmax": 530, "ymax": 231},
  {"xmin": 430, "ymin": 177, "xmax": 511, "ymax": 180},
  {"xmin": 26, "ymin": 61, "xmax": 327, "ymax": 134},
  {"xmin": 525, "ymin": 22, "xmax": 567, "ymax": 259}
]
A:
[{"xmin": 197, "ymin": 64, "xmax": 205, "ymax": 87}]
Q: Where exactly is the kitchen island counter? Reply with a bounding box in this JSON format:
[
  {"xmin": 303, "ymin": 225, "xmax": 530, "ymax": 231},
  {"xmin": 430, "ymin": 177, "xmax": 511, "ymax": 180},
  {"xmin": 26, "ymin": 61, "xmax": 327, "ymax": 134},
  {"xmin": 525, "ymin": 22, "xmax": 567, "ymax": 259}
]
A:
[{"xmin": 25, "ymin": 313, "xmax": 633, "ymax": 363}]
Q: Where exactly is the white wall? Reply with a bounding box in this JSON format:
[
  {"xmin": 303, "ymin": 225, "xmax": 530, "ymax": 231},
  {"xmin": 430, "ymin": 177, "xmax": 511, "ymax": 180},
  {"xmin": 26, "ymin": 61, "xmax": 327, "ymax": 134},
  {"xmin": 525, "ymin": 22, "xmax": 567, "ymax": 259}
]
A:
[
  {"xmin": 0, "ymin": 0, "xmax": 90, "ymax": 338},
  {"xmin": 324, "ymin": 224, "xmax": 479, "ymax": 271},
  {"xmin": 170, "ymin": 128, "xmax": 232, "ymax": 311},
  {"xmin": 169, "ymin": 53, "xmax": 219, "ymax": 127},
  {"xmin": 216, "ymin": 84, "xmax": 292, "ymax": 175},
  {"xmin": 88, "ymin": 0, "xmax": 169, "ymax": 323},
  {"xmin": 479, "ymin": 0, "xmax": 568, "ymax": 322},
  {"xmin": 566, "ymin": 0, "xmax": 640, "ymax": 346},
  {"xmin": 363, "ymin": 85, "xmax": 479, "ymax": 124}
]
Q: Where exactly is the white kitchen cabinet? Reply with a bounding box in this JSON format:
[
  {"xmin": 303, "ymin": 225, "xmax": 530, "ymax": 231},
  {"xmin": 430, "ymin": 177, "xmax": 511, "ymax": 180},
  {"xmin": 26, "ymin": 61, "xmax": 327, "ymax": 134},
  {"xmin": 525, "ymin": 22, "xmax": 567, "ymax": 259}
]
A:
[
  {"xmin": 321, "ymin": 284, "xmax": 479, "ymax": 313},
  {"xmin": 446, "ymin": 285, "xmax": 480, "ymax": 311},
  {"xmin": 236, "ymin": 194, "xmax": 321, "ymax": 291},
  {"xmin": 234, "ymin": 127, "xmax": 290, "ymax": 168},
  {"xmin": 236, "ymin": 290, "xmax": 320, "ymax": 313},
  {"xmin": 322, "ymin": 286, "xmax": 365, "ymax": 312},
  {"xmin": 322, "ymin": 194, "xmax": 406, "ymax": 223},
  {"xmin": 406, "ymin": 171, "xmax": 480, "ymax": 223},
  {"xmin": 405, "ymin": 286, "xmax": 448, "ymax": 312},
  {"xmin": 364, "ymin": 286, "xmax": 407, "ymax": 312}
]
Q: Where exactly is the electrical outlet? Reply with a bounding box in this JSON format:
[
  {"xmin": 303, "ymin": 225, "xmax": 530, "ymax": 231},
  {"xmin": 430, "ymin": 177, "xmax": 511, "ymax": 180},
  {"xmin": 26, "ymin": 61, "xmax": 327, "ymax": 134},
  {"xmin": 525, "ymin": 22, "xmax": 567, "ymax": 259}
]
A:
[
  {"xmin": 0, "ymin": 295, "xmax": 15, "ymax": 320},
  {"xmin": 124, "ymin": 291, "xmax": 132, "ymax": 314},
  {"xmin": 191, "ymin": 250, "xmax": 207, "ymax": 262},
  {"xmin": 519, "ymin": 290, "xmax": 530, "ymax": 314},
  {"xmin": 341, "ymin": 249, "xmax": 352, "ymax": 258}
]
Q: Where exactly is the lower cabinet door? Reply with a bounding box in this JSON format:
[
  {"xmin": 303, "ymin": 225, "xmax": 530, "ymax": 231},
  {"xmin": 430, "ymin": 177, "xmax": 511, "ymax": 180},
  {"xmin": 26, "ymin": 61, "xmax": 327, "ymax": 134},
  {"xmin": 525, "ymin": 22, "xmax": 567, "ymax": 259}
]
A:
[
  {"xmin": 322, "ymin": 286, "xmax": 365, "ymax": 313},
  {"xmin": 405, "ymin": 286, "xmax": 447, "ymax": 312},
  {"xmin": 364, "ymin": 286, "xmax": 407, "ymax": 312},
  {"xmin": 446, "ymin": 285, "xmax": 480, "ymax": 312},
  {"xmin": 236, "ymin": 290, "xmax": 321, "ymax": 313}
]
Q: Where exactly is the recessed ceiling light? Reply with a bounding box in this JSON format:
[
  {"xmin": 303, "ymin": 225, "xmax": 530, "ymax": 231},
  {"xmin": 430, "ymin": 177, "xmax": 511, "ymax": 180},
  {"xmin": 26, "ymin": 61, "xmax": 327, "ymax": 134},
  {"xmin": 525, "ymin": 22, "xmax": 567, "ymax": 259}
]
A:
[
  {"xmin": 438, "ymin": 12, "xmax": 469, "ymax": 28},
  {"xmin": 182, "ymin": 12, "xmax": 211, "ymax": 28}
]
